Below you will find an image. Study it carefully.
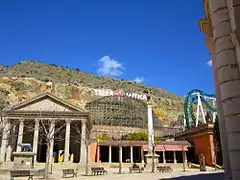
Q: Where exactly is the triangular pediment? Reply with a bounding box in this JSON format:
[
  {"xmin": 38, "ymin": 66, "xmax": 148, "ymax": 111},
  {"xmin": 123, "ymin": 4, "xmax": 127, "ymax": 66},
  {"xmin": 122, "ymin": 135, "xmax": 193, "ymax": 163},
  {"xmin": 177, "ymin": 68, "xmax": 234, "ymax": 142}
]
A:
[{"xmin": 6, "ymin": 92, "xmax": 87, "ymax": 113}]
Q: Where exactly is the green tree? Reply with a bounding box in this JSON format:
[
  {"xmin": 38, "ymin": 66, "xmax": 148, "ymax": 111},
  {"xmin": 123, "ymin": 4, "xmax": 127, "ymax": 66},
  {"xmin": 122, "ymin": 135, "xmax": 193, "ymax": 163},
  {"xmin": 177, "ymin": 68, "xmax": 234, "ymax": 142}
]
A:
[
  {"xmin": 154, "ymin": 136, "xmax": 164, "ymax": 141},
  {"xmin": 97, "ymin": 134, "xmax": 112, "ymax": 140},
  {"xmin": 125, "ymin": 132, "xmax": 148, "ymax": 141},
  {"xmin": 122, "ymin": 132, "xmax": 165, "ymax": 142}
]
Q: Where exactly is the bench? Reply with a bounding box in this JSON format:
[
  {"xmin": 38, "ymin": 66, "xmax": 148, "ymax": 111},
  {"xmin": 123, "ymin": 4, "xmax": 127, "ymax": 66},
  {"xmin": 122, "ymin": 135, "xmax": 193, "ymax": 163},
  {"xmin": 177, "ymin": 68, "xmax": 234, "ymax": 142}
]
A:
[
  {"xmin": 129, "ymin": 164, "xmax": 144, "ymax": 173},
  {"xmin": 91, "ymin": 167, "xmax": 107, "ymax": 175},
  {"xmin": 34, "ymin": 168, "xmax": 45, "ymax": 177},
  {"xmin": 62, "ymin": 168, "xmax": 77, "ymax": 178},
  {"xmin": 213, "ymin": 163, "xmax": 224, "ymax": 170},
  {"xmin": 156, "ymin": 166, "xmax": 173, "ymax": 172},
  {"xmin": 189, "ymin": 163, "xmax": 200, "ymax": 169},
  {"xmin": 129, "ymin": 166, "xmax": 144, "ymax": 173},
  {"xmin": 10, "ymin": 170, "xmax": 33, "ymax": 180},
  {"xmin": 110, "ymin": 164, "xmax": 119, "ymax": 168}
]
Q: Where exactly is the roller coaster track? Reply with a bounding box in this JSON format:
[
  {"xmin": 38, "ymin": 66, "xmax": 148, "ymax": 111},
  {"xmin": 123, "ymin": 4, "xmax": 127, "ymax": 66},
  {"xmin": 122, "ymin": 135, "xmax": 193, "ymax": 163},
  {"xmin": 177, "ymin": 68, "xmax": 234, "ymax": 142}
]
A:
[{"xmin": 184, "ymin": 89, "xmax": 216, "ymax": 129}]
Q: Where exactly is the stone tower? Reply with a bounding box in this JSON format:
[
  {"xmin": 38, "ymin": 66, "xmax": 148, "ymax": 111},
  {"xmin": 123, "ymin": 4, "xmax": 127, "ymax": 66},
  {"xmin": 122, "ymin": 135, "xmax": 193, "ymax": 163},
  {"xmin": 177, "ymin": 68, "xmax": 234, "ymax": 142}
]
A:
[{"xmin": 200, "ymin": 0, "xmax": 240, "ymax": 179}]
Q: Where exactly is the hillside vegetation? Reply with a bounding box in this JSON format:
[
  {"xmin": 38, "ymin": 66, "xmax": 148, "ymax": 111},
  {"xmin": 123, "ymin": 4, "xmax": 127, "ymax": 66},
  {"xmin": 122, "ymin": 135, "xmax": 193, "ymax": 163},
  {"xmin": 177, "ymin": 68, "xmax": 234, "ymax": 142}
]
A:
[{"xmin": 0, "ymin": 60, "xmax": 184, "ymax": 126}]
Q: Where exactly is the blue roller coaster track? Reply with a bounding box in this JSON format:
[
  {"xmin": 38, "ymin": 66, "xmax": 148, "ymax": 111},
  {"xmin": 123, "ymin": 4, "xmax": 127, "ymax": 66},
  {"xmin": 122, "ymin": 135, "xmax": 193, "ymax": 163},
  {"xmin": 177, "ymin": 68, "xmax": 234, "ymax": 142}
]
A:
[{"xmin": 184, "ymin": 89, "xmax": 217, "ymax": 129}]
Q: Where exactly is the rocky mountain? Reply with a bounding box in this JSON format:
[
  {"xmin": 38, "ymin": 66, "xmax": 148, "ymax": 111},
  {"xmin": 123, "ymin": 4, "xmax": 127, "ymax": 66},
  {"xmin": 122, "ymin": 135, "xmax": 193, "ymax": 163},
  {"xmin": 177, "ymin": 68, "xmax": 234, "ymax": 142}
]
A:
[{"xmin": 0, "ymin": 60, "xmax": 184, "ymax": 126}]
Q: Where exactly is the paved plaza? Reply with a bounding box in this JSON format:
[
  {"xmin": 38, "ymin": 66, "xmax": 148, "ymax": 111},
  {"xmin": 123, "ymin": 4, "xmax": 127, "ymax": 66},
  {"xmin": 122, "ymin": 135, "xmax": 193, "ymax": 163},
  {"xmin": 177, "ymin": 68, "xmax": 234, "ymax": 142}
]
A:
[{"xmin": 0, "ymin": 170, "xmax": 224, "ymax": 180}]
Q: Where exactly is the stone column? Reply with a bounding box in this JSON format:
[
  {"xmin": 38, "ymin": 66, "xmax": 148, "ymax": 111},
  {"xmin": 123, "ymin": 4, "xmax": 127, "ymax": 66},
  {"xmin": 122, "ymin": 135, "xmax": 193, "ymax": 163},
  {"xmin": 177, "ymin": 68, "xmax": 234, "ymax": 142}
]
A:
[
  {"xmin": 109, "ymin": 146, "xmax": 112, "ymax": 163},
  {"xmin": 227, "ymin": 2, "xmax": 240, "ymax": 179},
  {"xmin": 163, "ymin": 151, "xmax": 166, "ymax": 164},
  {"xmin": 80, "ymin": 121, "xmax": 86, "ymax": 163},
  {"xmin": 49, "ymin": 121, "xmax": 55, "ymax": 163},
  {"xmin": 0, "ymin": 119, "xmax": 9, "ymax": 162},
  {"xmin": 16, "ymin": 119, "xmax": 24, "ymax": 152},
  {"xmin": 7, "ymin": 124, "xmax": 17, "ymax": 162},
  {"xmin": 173, "ymin": 151, "xmax": 177, "ymax": 164},
  {"xmin": 33, "ymin": 119, "xmax": 39, "ymax": 162},
  {"xmin": 208, "ymin": 0, "xmax": 240, "ymax": 179},
  {"xmin": 119, "ymin": 146, "xmax": 122, "ymax": 163},
  {"xmin": 147, "ymin": 102, "xmax": 154, "ymax": 152},
  {"xmin": 141, "ymin": 147, "xmax": 144, "ymax": 163},
  {"xmin": 64, "ymin": 120, "xmax": 71, "ymax": 162},
  {"xmin": 6, "ymin": 145, "xmax": 12, "ymax": 162},
  {"xmin": 11, "ymin": 124, "xmax": 17, "ymax": 153},
  {"xmin": 206, "ymin": 34, "xmax": 232, "ymax": 180},
  {"xmin": 184, "ymin": 151, "xmax": 187, "ymax": 164},
  {"xmin": 6, "ymin": 122, "xmax": 12, "ymax": 162},
  {"xmin": 130, "ymin": 146, "xmax": 133, "ymax": 163}
]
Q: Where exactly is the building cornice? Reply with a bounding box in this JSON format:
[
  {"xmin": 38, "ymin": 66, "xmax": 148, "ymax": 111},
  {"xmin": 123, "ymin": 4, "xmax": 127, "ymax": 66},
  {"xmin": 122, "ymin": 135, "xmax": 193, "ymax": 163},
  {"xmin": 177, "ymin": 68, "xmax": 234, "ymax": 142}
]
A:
[
  {"xmin": 4, "ymin": 110, "xmax": 89, "ymax": 119},
  {"xmin": 176, "ymin": 123, "xmax": 214, "ymax": 139},
  {"xmin": 199, "ymin": 0, "xmax": 213, "ymax": 37}
]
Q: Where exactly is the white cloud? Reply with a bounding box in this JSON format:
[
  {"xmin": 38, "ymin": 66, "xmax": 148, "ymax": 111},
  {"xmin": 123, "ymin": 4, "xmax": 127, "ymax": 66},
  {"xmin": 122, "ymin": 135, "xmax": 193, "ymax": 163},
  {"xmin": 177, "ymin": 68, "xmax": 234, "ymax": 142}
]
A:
[
  {"xmin": 207, "ymin": 60, "xmax": 212, "ymax": 66},
  {"xmin": 134, "ymin": 77, "xmax": 144, "ymax": 84},
  {"xmin": 97, "ymin": 56, "xmax": 124, "ymax": 76}
]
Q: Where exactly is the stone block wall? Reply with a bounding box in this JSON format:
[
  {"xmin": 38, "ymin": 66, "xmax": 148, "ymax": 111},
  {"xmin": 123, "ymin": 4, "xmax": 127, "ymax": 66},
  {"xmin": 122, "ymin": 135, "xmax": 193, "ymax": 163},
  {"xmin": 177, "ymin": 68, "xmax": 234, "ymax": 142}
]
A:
[{"xmin": 201, "ymin": 0, "xmax": 240, "ymax": 179}]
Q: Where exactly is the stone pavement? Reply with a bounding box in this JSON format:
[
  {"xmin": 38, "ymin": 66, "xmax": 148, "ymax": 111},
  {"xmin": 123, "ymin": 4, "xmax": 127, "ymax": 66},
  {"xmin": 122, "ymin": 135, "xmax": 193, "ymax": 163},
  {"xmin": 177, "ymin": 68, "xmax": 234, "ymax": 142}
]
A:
[{"xmin": 0, "ymin": 170, "xmax": 224, "ymax": 180}]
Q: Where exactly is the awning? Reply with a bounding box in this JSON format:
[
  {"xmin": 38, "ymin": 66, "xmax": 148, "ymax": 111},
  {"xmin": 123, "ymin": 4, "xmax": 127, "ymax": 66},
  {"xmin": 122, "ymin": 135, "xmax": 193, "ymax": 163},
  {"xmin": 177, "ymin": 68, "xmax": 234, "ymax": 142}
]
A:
[
  {"xmin": 164, "ymin": 145, "xmax": 188, "ymax": 151},
  {"xmin": 143, "ymin": 144, "xmax": 165, "ymax": 151}
]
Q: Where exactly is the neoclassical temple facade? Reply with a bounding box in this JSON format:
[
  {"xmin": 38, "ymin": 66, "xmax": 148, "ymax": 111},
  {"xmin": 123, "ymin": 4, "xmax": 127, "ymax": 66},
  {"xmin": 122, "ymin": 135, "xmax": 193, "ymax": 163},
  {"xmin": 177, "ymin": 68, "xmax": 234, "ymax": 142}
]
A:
[
  {"xmin": 200, "ymin": 0, "xmax": 240, "ymax": 179},
  {"xmin": 0, "ymin": 93, "xmax": 90, "ymax": 164}
]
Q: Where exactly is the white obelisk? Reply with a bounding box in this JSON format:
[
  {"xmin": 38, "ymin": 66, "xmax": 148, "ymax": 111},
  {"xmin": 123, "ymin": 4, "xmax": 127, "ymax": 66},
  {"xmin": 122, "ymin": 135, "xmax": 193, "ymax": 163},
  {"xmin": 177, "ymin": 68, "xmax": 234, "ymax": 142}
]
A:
[{"xmin": 147, "ymin": 101, "xmax": 154, "ymax": 152}]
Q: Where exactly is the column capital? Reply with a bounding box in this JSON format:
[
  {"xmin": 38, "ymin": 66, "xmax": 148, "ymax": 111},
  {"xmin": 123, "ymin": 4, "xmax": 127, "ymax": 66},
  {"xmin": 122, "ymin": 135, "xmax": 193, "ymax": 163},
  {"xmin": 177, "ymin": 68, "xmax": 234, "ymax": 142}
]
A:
[
  {"xmin": 81, "ymin": 120, "xmax": 86, "ymax": 126},
  {"xmin": 50, "ymin": 119, "xmax": 55, "ymax": 123},
  {"xmin": 1, "ymin": 117, "xmax": 10, "ymax": 125},
  {"xmin": 2, "ymin": 117, "xmax": 9, "ymax": 121},
  {"xmin": 147, "ymin": 102, "xmax": 152, "ymax": 108},
  {"xmin": 65, "ymin": 119, "xmax": 71, "ymax": 123}
]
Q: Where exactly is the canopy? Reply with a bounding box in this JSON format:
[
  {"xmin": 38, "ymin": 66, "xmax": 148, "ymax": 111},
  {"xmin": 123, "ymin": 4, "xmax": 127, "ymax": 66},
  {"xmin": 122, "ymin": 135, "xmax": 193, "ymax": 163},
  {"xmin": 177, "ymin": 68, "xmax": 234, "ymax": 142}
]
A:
[{"xmin": 143, "ymin": 144, "xmax": 188, "ymax": 151}]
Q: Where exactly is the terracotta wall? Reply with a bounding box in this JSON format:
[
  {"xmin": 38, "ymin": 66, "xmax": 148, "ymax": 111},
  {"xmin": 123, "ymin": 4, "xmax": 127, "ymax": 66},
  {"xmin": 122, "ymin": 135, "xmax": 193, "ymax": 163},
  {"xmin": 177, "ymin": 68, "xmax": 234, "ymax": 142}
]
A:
[
  {"xmin": 189, "ymin": 133, "xmax": 215, "ymax": 166},
  {"xmin": 89, "ymin": 142, "xmax": 99, "ymax": 163}
]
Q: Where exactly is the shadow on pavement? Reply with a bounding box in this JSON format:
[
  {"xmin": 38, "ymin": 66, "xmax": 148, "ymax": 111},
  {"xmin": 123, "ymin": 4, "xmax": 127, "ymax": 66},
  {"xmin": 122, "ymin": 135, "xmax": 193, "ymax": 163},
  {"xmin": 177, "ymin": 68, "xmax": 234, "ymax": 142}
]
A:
[{"xmin": 159, "ymin": 172, "xmax": 224, "ymax": 180}]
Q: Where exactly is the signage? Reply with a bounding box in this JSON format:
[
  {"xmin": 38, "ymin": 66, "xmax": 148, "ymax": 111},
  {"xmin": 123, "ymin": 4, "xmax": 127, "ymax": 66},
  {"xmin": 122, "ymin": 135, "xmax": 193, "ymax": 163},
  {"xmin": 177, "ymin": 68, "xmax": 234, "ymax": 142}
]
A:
[{"xmin": 93, "ymin": 88, "xmax": 148, "ymax": 101}]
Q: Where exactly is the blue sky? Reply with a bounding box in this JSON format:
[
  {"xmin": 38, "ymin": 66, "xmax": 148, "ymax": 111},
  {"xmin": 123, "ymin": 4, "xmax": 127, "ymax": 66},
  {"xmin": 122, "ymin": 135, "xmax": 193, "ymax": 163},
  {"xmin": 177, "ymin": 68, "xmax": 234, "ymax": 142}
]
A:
[{"xmin": 0, "ymin": 0, "xmax": 214, "ymax": 96}]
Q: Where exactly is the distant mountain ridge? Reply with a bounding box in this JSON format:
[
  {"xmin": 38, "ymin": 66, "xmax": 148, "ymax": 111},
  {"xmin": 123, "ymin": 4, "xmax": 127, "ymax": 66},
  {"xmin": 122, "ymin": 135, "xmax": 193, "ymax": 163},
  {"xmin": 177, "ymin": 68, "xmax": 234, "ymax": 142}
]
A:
[{"xmin": 0, "ymin": 60, "xmax": 184, "ymax": 126}]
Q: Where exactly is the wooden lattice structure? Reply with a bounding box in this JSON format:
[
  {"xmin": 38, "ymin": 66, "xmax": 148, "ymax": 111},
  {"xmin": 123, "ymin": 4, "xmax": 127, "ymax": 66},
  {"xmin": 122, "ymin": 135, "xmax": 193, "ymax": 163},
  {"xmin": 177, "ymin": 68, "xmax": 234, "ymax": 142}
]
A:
[{"xmin": 85, "ymin": 95, "xmax": 163, "ymax": 129}]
